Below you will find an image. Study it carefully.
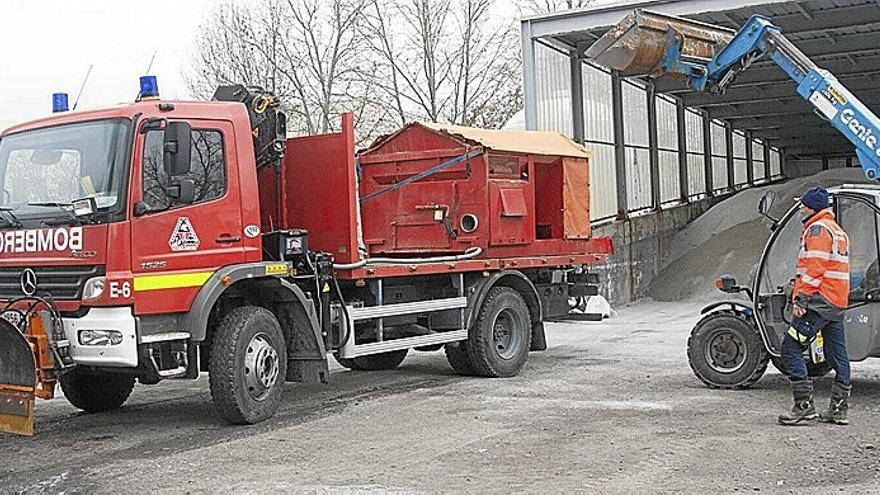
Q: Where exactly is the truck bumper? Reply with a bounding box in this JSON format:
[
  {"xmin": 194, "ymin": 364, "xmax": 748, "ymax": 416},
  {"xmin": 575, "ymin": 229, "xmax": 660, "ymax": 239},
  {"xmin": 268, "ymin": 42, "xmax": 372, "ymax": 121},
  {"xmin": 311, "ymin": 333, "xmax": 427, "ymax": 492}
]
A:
[{"xmin": 64, "ymin": 307, "xmax": 138, "ymax": 367}]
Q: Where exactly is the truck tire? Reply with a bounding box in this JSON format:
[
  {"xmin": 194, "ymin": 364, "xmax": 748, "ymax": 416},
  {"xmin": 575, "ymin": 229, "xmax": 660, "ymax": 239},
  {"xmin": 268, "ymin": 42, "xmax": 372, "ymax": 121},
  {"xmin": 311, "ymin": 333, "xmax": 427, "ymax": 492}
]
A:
[
  {"xmin": 770, "ymin": 355, "xmax": 833, "ymax": 378},
  {"xmin": 444, "ymin": 342, "xmax": 476, "ymax": 376},
  {"xmin": 687, "ymin": 311, "xmax": 769, "ymax": 389},
  {"xmin": 60, "ymin": 369, "xmax": 135, "ymax": 413},
  {"xmin": 209, "ymin": 306, "xmax": 287, "ymax": 425},
  {"xmin": 335, "ymin": 350, "xmax": 408, "ymax": 371},
  {"xmin": 465, "ymin": 287, "xmax": 532, "ymax": 378}
]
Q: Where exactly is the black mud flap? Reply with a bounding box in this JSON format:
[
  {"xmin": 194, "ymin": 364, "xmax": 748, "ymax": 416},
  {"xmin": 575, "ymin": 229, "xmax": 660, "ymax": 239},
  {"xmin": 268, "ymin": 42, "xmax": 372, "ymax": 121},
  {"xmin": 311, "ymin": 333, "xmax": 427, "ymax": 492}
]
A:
[{"xmin": 0, "ymin": 319, "xmax": 36, "ymax": 436}]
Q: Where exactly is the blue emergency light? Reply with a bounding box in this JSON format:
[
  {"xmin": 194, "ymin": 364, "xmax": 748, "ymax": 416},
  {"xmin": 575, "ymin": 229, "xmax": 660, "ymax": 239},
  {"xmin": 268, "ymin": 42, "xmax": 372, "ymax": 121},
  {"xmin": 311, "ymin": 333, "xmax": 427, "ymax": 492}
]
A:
[
  {"xmin": 139, "ymin": 75, "xmax": 159, "ymax": 99},
  {"xmin": 52, "ymin": 93, "xmax": 69, "ymax": 113}
]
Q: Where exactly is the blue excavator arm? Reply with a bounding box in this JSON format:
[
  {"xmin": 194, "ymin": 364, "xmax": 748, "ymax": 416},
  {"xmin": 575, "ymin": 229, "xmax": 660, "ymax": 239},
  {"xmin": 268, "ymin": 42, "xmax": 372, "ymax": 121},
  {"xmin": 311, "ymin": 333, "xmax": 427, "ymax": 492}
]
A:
[{"xmin": 660, "ymin": 14, "xmax": 880, "ymax": 180}]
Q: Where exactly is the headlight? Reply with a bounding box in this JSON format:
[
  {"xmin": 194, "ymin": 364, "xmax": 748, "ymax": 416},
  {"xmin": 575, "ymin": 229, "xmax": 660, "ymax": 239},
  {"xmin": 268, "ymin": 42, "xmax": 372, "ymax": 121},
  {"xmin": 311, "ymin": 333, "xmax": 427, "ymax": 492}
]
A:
[
  {"xmin": 82, "ymin": 276, "xmax": 106, "ymax": 300},
  {"xmin": 79, "ymin": 329, "xmax": 123, "ymax": 346}
]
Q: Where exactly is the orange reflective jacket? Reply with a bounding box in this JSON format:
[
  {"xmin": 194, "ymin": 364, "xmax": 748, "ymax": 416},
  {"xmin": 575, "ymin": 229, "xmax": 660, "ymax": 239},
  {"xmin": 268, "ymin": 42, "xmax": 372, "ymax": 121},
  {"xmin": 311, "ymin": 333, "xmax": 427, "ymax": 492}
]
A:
[{"xmin": 793, "ymin": 209, "xmax": 850, "ymax": 309}]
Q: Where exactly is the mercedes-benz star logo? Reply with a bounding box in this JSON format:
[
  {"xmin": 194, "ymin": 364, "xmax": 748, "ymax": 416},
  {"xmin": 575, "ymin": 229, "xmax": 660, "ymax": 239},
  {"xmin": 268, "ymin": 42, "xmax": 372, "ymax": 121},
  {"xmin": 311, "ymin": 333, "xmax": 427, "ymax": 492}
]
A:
[{"xmin": 20, "ymin": 268, "xmax": 37, "ymax": 296}]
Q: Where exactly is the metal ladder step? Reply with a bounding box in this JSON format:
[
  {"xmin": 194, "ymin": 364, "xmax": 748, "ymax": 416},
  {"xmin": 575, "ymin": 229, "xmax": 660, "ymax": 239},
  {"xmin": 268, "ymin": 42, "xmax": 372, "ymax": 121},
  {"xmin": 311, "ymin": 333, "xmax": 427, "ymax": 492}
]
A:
[
  {"xmin": 345, "ymin": 329, "xmax": 468, "ymax": 358},
  {"xmin": 347, "ymin": 296, "xmax": 467, "ymax": 322}
]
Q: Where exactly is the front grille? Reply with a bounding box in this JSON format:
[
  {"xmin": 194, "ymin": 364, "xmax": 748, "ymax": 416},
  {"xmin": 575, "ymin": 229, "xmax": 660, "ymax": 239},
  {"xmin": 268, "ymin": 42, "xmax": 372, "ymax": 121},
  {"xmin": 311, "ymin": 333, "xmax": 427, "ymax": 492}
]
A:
[{"xmin": 0, "ymin": 265, "xmax": 104, "ymax": 300}]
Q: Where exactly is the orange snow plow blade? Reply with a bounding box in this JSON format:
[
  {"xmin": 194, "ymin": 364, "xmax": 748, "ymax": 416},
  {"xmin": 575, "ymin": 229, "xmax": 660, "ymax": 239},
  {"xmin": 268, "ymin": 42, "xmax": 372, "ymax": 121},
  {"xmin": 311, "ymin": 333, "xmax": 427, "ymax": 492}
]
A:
[
  {"xmin": 0, "ymin": 318, "xmax": 37, "ymax": 436},
  {"xmin": 584, "ymin": 9, "xmax": 735, "ymax": 77}
]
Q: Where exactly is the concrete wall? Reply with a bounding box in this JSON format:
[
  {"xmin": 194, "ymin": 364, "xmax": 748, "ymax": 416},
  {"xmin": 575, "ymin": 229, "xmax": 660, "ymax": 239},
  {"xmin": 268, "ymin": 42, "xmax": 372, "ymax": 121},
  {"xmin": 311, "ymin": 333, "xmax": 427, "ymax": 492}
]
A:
[{"xmin": 590, "ymin": 196, "xmax": 725, "ymax": 305}]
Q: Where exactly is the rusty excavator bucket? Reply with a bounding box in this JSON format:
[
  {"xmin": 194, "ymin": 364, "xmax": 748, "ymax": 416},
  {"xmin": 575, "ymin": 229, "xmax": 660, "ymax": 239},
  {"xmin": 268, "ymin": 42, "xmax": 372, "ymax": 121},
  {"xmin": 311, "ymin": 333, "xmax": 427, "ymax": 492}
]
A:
[
  {"xmin": 0, "ymin": 318, "xmax": 37, "ymax": 436},
  {"xmin": 584, "ymin": 9, "xmax": 735, "ymax": 77}
]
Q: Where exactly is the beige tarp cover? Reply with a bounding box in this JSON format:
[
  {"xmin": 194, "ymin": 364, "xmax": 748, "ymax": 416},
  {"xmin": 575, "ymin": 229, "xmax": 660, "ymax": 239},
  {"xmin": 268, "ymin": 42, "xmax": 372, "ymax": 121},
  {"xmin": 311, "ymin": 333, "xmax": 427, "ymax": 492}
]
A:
[
  {"xmin": 420, "ymin": 122, "xmax": 592, "ymax": 159},
  {"xmin": 563, "ymin": 157, "xmax": 591, "ymax": 239}
]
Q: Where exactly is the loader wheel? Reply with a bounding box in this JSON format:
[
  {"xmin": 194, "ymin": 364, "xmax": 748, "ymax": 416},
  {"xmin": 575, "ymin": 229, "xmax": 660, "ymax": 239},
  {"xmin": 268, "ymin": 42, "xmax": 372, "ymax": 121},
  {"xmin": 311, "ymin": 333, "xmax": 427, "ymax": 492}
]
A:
[
  {"xmin": 335, "ymin": 350, "xmax": 408, "ymax": 371},
  {"xmin": 60, "ymin": 369, "xmax": 135, "ymax": 413},
  {"xmin": 464, "ymin": 287, "xmax": 532, "ymax": 378},
  {"xmin": 209, "ymin": 306, "xmax": 287, "ymax": 425},
  {"xmin": 687, "ymin": 312, "xmax": 768, "ymax": 389},
  {"xmin": 770, "ymin": 356, "xmax": 833, "ymax": 378}
]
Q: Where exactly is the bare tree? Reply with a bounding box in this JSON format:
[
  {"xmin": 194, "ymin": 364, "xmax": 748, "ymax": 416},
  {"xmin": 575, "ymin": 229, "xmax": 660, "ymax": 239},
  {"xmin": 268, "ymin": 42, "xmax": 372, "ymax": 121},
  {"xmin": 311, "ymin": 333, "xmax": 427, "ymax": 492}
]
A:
[
  {"xmin": 362, "ymin": 0, "xmax": 522, "ymax": 129},
  {"xmin": 189, "ymin": 0, "xmax": 523, "ymax": 141},
  {"xmin": 188, "ymin": 0, "xmax": 381, "ymax": 138}
]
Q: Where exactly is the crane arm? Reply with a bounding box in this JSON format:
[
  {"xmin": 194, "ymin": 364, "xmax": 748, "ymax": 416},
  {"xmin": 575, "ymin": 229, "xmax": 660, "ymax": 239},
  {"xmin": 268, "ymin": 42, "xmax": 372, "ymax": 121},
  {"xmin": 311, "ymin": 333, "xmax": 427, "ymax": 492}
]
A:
[{"xmin": 587, "ymin": 11, "xmax": 880, "ymax": 180}]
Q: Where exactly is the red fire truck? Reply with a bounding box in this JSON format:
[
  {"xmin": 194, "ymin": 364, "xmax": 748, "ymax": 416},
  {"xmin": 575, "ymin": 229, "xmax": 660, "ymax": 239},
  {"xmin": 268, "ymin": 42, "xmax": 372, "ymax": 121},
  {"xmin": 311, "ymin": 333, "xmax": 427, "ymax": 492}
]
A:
[{"xmin": 0, "ymin": 79, "xmax": 611, "ymax": 435}]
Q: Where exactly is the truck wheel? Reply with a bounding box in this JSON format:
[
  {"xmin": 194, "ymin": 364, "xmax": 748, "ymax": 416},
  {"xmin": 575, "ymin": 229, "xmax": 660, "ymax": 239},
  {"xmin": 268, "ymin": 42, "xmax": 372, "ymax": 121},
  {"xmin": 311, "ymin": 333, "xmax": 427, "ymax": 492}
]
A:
[
  {"xmin": 687, "ymin": 312, "xmax": 768, "ymax": 389},
  {"xmin": 445, "ymin": 342, "xmax": 475, "ymax": 376},
  {"xmin": 466, "ymin": 287, "xmax": 532, "ymax": 378},
  {"xmin": 209, "ymin": 306, "xmax": 287, "ymax": 425},
  {"xmin": 60, "ymin": 369, "xmax": 135, "ymax": 413},
  {"xmin": 770, "ymin": 356, "xmax": 833, "ymax": 378},
  {"xmin": 335, "ymin": 350, "xmax": 408, "ymax": 371}
]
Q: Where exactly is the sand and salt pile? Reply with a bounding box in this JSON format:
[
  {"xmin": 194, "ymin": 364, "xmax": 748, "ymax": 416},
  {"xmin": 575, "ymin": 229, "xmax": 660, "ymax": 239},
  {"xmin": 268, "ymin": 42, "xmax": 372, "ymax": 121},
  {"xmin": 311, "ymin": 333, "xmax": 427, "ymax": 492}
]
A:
[{"xmin": 648, "ymin": 168, "xmax": 869, "ymax": 302}]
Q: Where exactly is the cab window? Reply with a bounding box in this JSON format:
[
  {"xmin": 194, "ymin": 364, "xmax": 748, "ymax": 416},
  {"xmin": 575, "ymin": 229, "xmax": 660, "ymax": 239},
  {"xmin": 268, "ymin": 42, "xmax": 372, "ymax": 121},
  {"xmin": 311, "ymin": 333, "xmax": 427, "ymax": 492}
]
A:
[{"xmin": 142, "ymin": 129, "xmax": 226, "ymax": 210}]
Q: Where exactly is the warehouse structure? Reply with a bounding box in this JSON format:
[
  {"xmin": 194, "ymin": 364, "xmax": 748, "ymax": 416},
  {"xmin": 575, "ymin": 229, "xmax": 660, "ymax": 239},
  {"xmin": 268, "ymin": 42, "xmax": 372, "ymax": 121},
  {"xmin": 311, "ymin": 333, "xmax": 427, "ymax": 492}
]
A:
[{"xmin": 521, "ymin": 0, "xmax": 874, "ymax": 221}]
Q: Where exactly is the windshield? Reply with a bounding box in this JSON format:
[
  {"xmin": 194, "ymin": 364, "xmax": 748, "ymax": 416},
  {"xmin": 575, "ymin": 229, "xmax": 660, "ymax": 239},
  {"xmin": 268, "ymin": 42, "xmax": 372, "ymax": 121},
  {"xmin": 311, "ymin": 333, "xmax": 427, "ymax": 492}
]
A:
[{"xmin": 0, "ymin": 119, "xmax": 129, "ymax": 220}]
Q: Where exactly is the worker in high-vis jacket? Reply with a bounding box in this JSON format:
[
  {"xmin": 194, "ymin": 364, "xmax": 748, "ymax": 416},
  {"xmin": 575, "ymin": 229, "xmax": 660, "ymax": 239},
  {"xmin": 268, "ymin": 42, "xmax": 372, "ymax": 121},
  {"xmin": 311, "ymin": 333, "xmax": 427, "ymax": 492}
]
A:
[{"xmin": 778, "ymin": 186, "xmax": 852, "ymax": 426}]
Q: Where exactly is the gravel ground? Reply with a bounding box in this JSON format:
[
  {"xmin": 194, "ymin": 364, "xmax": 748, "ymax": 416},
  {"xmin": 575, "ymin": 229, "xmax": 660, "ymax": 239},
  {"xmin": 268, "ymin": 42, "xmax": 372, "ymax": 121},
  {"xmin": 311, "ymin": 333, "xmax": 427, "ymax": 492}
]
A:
[{"xmin": 3, "ymin": 300, "xmax": 880, "ymax": 494}]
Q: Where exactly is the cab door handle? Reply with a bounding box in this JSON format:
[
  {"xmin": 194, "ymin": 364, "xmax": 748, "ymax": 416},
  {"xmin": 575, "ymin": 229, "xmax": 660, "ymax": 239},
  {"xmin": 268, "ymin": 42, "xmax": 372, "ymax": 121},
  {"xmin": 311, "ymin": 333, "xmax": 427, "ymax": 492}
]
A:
[{"xmin": 216, "ymin": 234, "xmax": 242, "ymax": 244}]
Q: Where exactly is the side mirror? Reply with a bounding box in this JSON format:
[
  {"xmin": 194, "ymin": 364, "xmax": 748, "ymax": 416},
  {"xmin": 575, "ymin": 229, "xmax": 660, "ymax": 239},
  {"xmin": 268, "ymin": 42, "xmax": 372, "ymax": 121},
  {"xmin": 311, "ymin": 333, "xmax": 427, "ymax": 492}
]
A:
[
  {"xmin": 167, "ymin": 178, "xmax": 195, "ymax": 205},
  {"xmin": 757, "ymin": 190, "xmax": 776, "ymax": 216},
  {"xmin": 757, "ymin": 190, "xmax": 780, "ymax": 227},
  {"xmin": 715, "ymin": 274, "xmax": 739, "ymax": 293},
  {"xmin": 163, "ymin": 121, "xmax": 192, "ymax": 177}
]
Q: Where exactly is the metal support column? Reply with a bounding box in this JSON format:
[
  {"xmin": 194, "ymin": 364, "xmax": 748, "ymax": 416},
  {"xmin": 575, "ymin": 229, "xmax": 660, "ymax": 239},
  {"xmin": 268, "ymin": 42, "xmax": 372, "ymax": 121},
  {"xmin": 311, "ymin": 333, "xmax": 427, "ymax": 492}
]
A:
[
  {"xmin": 676, "ymin": 99, "xmax": 689, "ymax": 201},
  {"xmin": 725, "ymin": 124, "xmax": 735, "ymax": 190},
  {"xmin": 570, "ymin": 48, "xmax": 585, "ymax": 144},
  {"xmin": 703, "ymin": 111, "xmax": 714, "ymax": 195},
  {"xmin": 375, "ymin": 279, "xmax": 384, "ymax": 342},
  {"xmin": 521, "ymin": 20, "xmax": 538, "ymax": 130},
  {"xmin": 646, "ymin": 83, "xmax": 661, "ymax": 210},
  {"xmin": 846, "ymin": 156, "xmax": 854, "ymax": 168},
  {"xmin": 611, "ymin": 70, "xmax": 628, "ymax": 217},
  {"xmin": 822, "ymin": 156, "xmax": 830, "ymax": 171},
  {"xmin": 763, "ymin": 143, "xmax": 771, "ymax": 179},
  {"xmin": 745, "ymin": 132, "xmax": 755, "ymax": 185}
]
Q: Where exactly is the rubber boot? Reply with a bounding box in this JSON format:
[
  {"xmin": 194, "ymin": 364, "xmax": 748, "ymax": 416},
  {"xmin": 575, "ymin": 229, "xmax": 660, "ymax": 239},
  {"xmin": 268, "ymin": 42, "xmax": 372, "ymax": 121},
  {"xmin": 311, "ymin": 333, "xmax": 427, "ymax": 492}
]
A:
[
  {"xmin": 777, "ymin": 380, "xmax": 818, "ymax": 426},
  {"xmin": 819, "ymin": 381, "xmax": 851, "ymax": 426}
]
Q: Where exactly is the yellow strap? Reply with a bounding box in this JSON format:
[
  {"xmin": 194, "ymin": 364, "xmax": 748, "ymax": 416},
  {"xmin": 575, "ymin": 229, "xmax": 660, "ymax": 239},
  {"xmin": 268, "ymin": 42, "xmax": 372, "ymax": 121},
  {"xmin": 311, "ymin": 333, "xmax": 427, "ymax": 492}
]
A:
[
  {"xmin": 134, "ymin": 271, "xmax": 214, "ymax": 292},
  {"xmin": 787, "ymin": 326, "xmax": 809, "ymax": 344}
]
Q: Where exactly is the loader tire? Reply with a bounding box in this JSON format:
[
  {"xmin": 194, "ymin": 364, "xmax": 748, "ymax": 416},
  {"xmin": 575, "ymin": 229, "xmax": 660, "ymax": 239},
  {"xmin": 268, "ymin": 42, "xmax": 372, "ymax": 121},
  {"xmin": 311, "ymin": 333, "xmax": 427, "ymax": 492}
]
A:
[
  {"xmin": 60, "ymin": 369, "xmax": 135, "ymax": 413},
  {"xmin": 465, "ymin": 287, "xmax": 532, "ymax": 378},
  {"xmin": 444, "ymin": 342, "xmax": 476, "ymax": 376},
  {"xmin": 687, "ymin": 311, "xmax": 768, "ymax": 389},
  {"xmin": 209, "ymin": 306, "xmax": 287, "ymax": 425},
  {"xmin": 335, "ymin": 350, "xmax": 408, "ymax": 371}
]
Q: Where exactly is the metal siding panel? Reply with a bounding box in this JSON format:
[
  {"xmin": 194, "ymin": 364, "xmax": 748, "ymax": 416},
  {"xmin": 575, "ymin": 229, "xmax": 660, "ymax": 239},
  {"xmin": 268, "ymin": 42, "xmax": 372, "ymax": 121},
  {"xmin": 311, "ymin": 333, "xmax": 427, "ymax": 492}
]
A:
[
  {"xmin": 589, "ymin": 143, "xmax": 618, "ymax": 220},
  {"xmin": 534, "ymin": 44, "xmax": 573, "ymax": 136},
  {"xmin": 713, "ymin": 156, "xmax": 729, "ymax": 190},
  {"xmin": 625, "ymin": 146, "xmax": 652, "ymax": 210},
  {"xmin": 752, "ymin": 141, "xmax": 766, "ymax": 181},
  {"xmin": 656, "ymin": 96, "xmax": 678, "ymax": 150},
  {"xmin": 622, "ymin": 83, "xmax": 649, "ymax": 147},
  {"xmin": 685, "ymin": 110, "xmax": 705, "ymax": 195},
  {"xmin": 582, "ymin": 64, "xmax": 614, "ymax": 144},
  {"xmin": 770, "ymin": 150, "xmax": 782, "ymax": 177},
  {"xmin": 659, "ymin": 150, "xmax": 680, "ymax": 202},
  {"xmin": 688, "ymin": 153, "xmax": 706, "ymax": 194}
]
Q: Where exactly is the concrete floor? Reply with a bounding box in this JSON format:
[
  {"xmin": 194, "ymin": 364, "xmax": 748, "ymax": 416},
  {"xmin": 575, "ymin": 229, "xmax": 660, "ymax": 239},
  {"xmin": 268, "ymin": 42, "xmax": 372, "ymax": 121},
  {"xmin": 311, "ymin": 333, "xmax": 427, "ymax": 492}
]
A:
[{"xmin": 3, "ymin": 300, "xmax": 880, "ymax": 494}]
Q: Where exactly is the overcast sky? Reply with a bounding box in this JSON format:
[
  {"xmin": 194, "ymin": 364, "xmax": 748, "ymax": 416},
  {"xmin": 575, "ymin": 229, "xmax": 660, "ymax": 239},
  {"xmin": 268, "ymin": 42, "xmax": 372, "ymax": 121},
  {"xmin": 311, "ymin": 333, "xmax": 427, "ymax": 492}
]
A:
[{"xmin": 0, "ymin": 0, "xmax": 210, "ymax": 132}]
